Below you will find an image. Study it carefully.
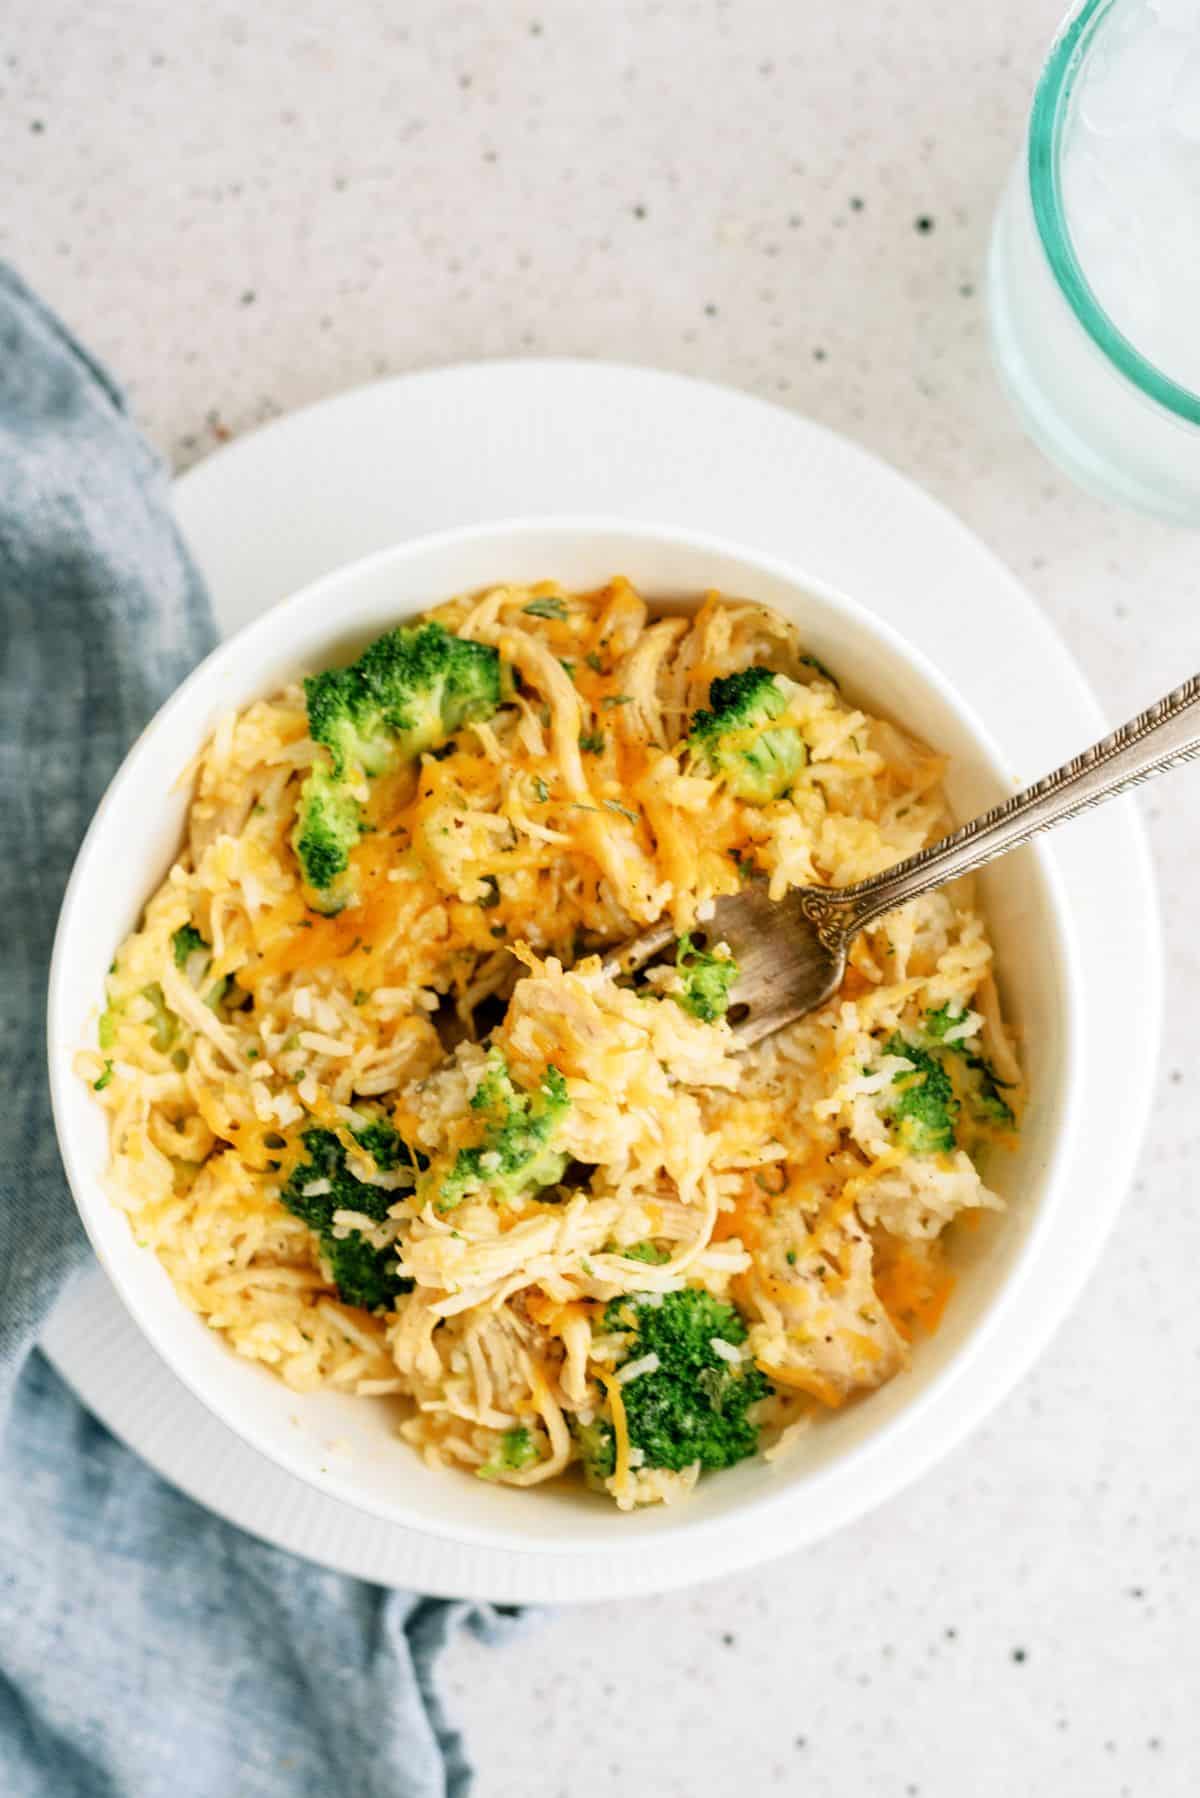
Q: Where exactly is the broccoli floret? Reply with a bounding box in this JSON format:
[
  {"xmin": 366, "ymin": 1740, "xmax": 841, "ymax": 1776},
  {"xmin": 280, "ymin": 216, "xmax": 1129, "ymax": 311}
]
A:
[
  {"xmin": 881, "ymin": 1034, "xmax": 959, "ymax": 1155},
  {"xmin": 167, "ymin": 924, "xmax": 226, "ymax": 1008},
  {"xmin": 620, "ymin": 1241, "xmax": 671, "ymax": 1265},
  {"xmin": 280, "ymin": 1125, "xmax": 415, "ymax": 1312},
  {"xmin": 921, "ymin": 1006, "xmax": 1016, "ymax": 1128},
  {"xmin": 320, "ymin": 1232, "xmax": 406, "ymax": 1314},
  {"xmin": 573, "ymin": 1414, "xmax": 616, "ymax": 1489},
  {"xmin": 673, "ymin": 934, "xmax": 739, "ymax": 1023},
  {"xmin": 293, "ymin": 766, "xmax": 363, "ymax": 905},
  {"xmin": 597, "ymin": 1288, "xmax": 771, "ymax": 1475},
  {"xmin": 477, "ymin": 1425, "xmax": 540, "ymax": 1481},
  {"xmin": 171, "ymin": 924, "xmax": 207, "ymax": 968},
  {"xmin": 966, "ymin": 1063, "xmax": 1016, "ymax": 1128},
  {"xmin": 309, "ymin": 621, "xmax": 505, "ymax": 775},
  {"xmin": 689, "ymin": 666, "xmax": 807, "ymax": 803},
  {"xmin": 140, "ymin": 983, "xmax": 178, "ymax": 1053},
  {"xmin": 293, "ymin": 621, "xmax": 508, "ymax": 905},
  {"xmin": 433, "ymin": 1050, "xmax": 571, "ymax": 1212},
  {"xmin": 353, "ymin": 1118, "xmax": 411, "ymax": 1172},
  {"xmin": 101, "ymin": 945, "xmax": 195, "ymax": 1056},
  {"xmin": 921, "ymin": 1003, "xmax": 960, "ymax": 1042}
]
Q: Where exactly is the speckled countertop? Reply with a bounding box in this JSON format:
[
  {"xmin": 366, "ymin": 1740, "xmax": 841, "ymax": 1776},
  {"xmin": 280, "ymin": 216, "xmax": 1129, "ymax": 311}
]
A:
[{"xmin": 5, "ymin": 1, "xmax": 1197, "ymax": 1792}]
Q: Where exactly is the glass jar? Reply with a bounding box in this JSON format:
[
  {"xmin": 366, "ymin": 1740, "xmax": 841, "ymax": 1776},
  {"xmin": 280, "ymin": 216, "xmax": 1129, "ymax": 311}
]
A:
[{"xmin": 988, "ymin": 0, "xmax": 1200, "ymax": 522}]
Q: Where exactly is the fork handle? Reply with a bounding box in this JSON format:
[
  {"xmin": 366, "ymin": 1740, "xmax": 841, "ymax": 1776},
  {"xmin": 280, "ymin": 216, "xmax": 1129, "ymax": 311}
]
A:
[{"xmin": 833, "ymin": 673, "xmax": 1200, "ymax": 934}]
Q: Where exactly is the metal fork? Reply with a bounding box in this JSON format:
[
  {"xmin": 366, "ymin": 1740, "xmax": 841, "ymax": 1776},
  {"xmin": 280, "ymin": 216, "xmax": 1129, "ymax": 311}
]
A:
[{"xmin": 604, "ymin": 673, "xmax": 1200, "ymax": 1045}]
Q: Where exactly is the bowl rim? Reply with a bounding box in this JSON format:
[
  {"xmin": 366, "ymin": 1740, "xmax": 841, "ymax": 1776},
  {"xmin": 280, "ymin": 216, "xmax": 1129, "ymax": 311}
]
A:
[{"xmin": 48, "ymin": 512, "xmax": 1085, "ymax": 1554}]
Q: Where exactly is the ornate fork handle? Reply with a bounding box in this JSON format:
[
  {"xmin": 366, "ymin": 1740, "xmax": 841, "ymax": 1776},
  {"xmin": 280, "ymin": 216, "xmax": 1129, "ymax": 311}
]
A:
[{"xmin": 820, "ymin": 673, "xmax": 1200, "ymax": 938}]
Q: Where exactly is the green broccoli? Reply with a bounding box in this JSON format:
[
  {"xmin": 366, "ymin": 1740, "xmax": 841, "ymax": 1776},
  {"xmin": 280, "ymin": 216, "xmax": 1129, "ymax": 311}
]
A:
[
  {"xmin": 309, "ymin": 621, "xmax": 505, "ymax": 775},
  {"xmin": 922, "ymin": 1003, "xmax": 958, "ymax": 1042},
  {"xmin": 689, "ymin": 666, "xmax": 807, "ymax": 803},
  {"xmin": 620, "ymin": 1241, "xmax": 671, "ymax": 1265},
  {"xmin": 965, "ymin": 1063, "xmax": 1016, "ymax": 1128},
  {"xmin": 477, "ymin": 1425, "xmax": 540, "ymax": 1481},
  {"xmin": 352, "ymin": 1117, "xmax": 411, "ymax": 1171},
  {"xmin": 319, "ymin": 1233, "xmax": 405, "ymax": 1314},
  {"xmin": 171, "ymin": 923, "xmax": 207, "ymax": 968},
  {"xmin": 672, "ymin": 934, "xmax": 739, "ymax": 1023},
  {"xmin": 140, "ymin": 983, "xmax": 178, "ymax": 1053},
  {"xmin": 432, "ymin": 1050, "xmax": 571, "ymax": 1212},
  {"xmin": 293, "ymin": 767, "xmax": 363, "ymax": 904},
  {"xmin": 122, "ymin": 935, "xmax": 221, "ymax": 1057},
  {"xmin": 584, "ymin": 1288, "xmax": 771, "ymax": 1480},
  {"xmin": 573, "ymin": 1414, "xmax": 617, "ymax": 1489},
  {"xmin": 881, "ymin": 1034, "xmax": 959, "ymax": 1155},
  {"xmin": 293, "ymin": 621, "xmax": 508, "ymax": 906},
  {"xmin": 921, "ymin": 1005, "xmax": 1016, "ymax": 1129},
  {"xmin": 164, "ymin": 926, "xmax": 229, "ymax": 1014},
  {"xmin": 280, "ymin": 1124, "xmax": 416, "ymax": 1312}
]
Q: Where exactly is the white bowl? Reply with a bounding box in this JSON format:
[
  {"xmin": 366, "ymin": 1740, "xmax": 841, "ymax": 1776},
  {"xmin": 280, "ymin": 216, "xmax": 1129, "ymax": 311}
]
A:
[{"xmin": 48, "ymin": 518, "xmax": 1081, "ymax": 1559}]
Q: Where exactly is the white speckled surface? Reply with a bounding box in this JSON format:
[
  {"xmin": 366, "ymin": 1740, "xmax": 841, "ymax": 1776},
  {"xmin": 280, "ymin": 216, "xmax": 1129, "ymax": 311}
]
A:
[{"xmin": 6, "ymin": 1, "xmax": 1198, "ymax": 1792}]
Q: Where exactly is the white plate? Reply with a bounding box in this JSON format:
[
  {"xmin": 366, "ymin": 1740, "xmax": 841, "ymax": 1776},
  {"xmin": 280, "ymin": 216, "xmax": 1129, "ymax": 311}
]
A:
[{"xmin": 42, "ymin": 360, "xmax": 1161, "ymax": 1600}]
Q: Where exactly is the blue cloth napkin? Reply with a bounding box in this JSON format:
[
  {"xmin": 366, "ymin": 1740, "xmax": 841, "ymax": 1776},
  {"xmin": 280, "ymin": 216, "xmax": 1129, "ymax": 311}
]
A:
[{"xmin": 0, "ymin": 265, "xmax": 517, "ymax": 1797}]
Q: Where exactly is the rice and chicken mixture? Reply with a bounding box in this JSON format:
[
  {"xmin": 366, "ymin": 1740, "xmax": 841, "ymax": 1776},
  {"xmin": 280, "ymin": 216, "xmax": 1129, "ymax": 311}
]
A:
[{"xmin": 81, "ymin": 579, "xmax": 1021, "ymax": 1510}]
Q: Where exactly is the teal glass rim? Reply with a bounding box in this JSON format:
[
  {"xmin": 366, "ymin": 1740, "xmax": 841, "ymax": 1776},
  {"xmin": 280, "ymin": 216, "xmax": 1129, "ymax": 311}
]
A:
[{"xmin": 1029, "ymin": 0, "xmax": 1200, "ymax": 425}]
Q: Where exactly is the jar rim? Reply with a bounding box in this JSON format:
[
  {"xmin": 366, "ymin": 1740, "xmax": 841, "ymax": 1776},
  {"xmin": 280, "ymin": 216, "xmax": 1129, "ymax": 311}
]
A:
[{"xmin": 1030, "ymin": 0, "xmax": 1200, "ymax": 424}]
